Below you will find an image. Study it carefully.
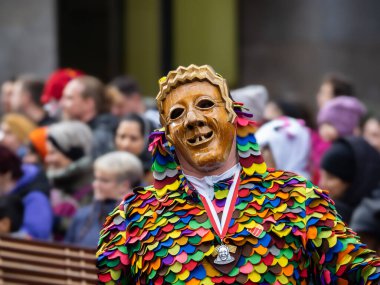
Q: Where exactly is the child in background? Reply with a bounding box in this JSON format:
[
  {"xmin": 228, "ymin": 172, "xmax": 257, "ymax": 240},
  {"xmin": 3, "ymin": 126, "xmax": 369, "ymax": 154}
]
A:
[
  {"xmin": 311, "ymin": 96, "xmax": 366, "ymax": 184},
  {"xmin": 256, "ymin": 116, "xmax": 311, "ymax": 179},
  {"xmin": 317, "ymin": 96, "xmax": 366, "ymax": 142}
]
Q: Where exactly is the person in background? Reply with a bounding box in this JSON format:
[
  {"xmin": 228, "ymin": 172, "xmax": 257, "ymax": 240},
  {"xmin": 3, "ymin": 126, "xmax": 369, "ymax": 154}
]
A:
[
  {"xmin": 11, "ymin": 75, "xmax": 55, "ymax": 126},
  {"xmin": 107, "ymin": 76, "xmax": 143, "ymax": 117},
  {"xmin": 45, "ymin": 121, "xmax": 94, "ymax": 240},
  {"xmin": 261, "ymin": 99, "xmax": 323, "ymax": 183},
  {"xmin": 0, "ymin": 145, "xmax": 52, "ymax": 240},
  {"xmin": 318, "ymin": 96, "xmax": 366, "ymax": 142},
  {"xmin": 316, "ymin": 73, "xmax": 355, "ymax": 109},
  {"xmin": 0, "ymin": 113, "xmax": 36, "ymax": 158},
  {"xmin": 230, "ymin": 85, "xmax": 268, "ymax": 125},
  {"xmin": 0, "ymin": 79, "xmax": 14, "ymax": 115},
  {"xmin": 361, "ymin": 115, "xmax": 380, "ymax": 153},
  {"xmin": 263, "ymin": 99, "xmax": 314, "ymax": 128},
  {"xmin": 108, "ymin": 75, "xmax": 160, "ymax": 127},
  {"xmin": 350, "ymin": 189, "xmax": 380, "ymax": 255},
  {"xmin": 41, "ymin": 68, "xmax": 84, "ymax": 119},
  {"xmin": 312, "ymin": 96, "xmax": 366, "ymax": 185},
  {"xmin": 256, "ymin": 116, "xmax": 311, "ymax": 179},
  {"xmin": 60, "ymin": 75, "xmax": 118, "ymax": 158},
  {"xmin": 0, "ymin": 195, "xmax": 24, "ymax": 235},
  {"xmin": 65, "ymin": 151, "xmax": 143, "ymax": 248},
  {"xmin": 115, "ymin": 113, "xmax": 155, "ymax": 184},
  {"xmin": 320, "ymin": 136, "xmax": 380, "ymax": 224}
]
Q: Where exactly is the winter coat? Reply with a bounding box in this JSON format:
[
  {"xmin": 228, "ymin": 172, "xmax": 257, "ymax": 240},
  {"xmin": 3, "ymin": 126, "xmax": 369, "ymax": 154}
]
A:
[
  {"xmin": 88, "ymin": 113, "xmax": 119, "ymax": 158},
  {"xmin": 8, "ymin": 164, "xmax": 53, "ymax": 240},
  {"xmin": 47, "ymin": 156, "xmax": 93, "ymax": 239},
  {"xmin": 332, "ymin": 136, "xmax": 380, "ymax": 223},
  {"xmin": 65, "ymin": 199, "xmax": 118, "ymax": 248}
]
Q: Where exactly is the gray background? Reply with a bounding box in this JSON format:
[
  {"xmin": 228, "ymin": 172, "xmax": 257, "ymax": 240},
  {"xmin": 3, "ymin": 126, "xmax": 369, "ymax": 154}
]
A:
[{"xmin": 0, "ymin": 0, "xmax": 57, "ymax": 81}]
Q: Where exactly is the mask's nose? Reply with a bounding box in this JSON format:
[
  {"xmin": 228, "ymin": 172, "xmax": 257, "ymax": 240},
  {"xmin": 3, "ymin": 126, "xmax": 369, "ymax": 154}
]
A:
[{"xmin": 184, "ymin": 110, "xmax": 206, "ymax": 130}]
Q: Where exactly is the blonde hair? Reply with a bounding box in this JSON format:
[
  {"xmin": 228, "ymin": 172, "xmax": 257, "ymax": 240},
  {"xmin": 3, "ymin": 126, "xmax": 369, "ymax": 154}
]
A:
[{"xmin": 2, "ymin": 113, "xmax": 37, "ymax": 143}]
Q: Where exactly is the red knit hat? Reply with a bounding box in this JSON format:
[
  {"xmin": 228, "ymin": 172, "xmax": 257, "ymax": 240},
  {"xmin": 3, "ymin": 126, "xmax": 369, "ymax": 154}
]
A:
[{"xmin": 41, "ymin": 68, "xmax": 84, "ymax": 104}]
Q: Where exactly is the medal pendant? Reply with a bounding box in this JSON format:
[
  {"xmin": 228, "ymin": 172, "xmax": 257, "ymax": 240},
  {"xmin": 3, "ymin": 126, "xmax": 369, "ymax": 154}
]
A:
[{"xmin": 214, "ymin": 244, "xmax": 235, "ymax": 265}]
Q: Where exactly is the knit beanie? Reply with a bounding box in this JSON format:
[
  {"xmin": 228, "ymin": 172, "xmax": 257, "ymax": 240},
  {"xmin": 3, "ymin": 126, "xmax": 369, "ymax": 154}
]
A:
[
  {"xmin": 41, "ymin": 68, "xmax": 84, "ymax": 104},
  {"xmin": 230, "ymin": 85, "xmax": 268, "ymax": 122},
  {"xmin": 28, "ymin": 126, "xmax": 48, "ymax": 160},
  {"xmin": 317, "ymin": 96, "xmax": 366, "ymax": 137},
  {"xmin": 47, "ymin": 121, "xmax": 93, "ymax": 161},
  {"xmin": 1, "ymin": 113, "xmax": 37, "ymax": 144},
  {"xmin": 321, "ymin": 140, "xmax": 356, "ymax": 182}
]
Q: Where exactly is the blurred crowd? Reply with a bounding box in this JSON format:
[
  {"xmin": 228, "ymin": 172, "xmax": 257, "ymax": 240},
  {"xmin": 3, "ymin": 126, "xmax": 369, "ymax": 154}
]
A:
[{"xmin": 0, "ymin": 69, "xmax": 379, "ymax": 254}]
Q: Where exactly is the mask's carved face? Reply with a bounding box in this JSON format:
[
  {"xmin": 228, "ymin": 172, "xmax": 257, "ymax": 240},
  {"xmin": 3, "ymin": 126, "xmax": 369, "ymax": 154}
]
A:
[{"xmin": 162, "ymin": 81, "xmax": 235, "ymax": 172}]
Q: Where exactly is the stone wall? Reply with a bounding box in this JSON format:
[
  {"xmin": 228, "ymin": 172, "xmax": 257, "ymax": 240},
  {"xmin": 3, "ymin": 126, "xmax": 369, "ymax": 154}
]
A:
[
  {"xmin": 0, "ymin": 0, "xmax": 57, "ymax": 82},
  {"xmin": 239, "ymin": 0, "xmax": 380, "ymax": 114}
]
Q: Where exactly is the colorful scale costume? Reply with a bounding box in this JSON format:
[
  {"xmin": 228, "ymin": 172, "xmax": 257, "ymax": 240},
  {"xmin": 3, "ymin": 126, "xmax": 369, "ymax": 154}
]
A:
[{"xmin": 97, "ymin": 103, "xmax": 380, "ymax": 284}]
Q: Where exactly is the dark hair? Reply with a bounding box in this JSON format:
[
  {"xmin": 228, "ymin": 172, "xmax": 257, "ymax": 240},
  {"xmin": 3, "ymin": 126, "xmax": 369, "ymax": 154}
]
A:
[
  {"xmin": 75, "ymin": 75, "xmax": 109, "ymax": 114},
  {"xmin": 323, "ymin": 73, "xmax": 355, "ymax": 97},
  {"xmin": 117, "ymin": 114, "xmax": 154, "ymax": 173},
  {"xmin": 18, "ymin": 76, "xmax": 45, "ymax": 107},
  {"xmin": 360, "ymin": 113, "xmax": 380, "ymax": 130},
  {"xmin": 119, "ymin": 113, "xmax": 153, "ymax": 139},
  {"xmin": 0, "ymin": 195, "xmax": 24, "ymax": 232},
  {"xmin": 0, "ymin": 145, "xmax": 23, "ymax": 180},
  {"xmin": 110, "ymin": 76, "xmax": 141, "ymax": 98},
  {"xmin": 273, "ymin": 100, "xmax": 314, "ymax": 128}
]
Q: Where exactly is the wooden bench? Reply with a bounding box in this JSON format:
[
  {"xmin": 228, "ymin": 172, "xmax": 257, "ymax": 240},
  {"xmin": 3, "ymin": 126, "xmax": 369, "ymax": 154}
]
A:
[{"xmin": 0, "ymin": 235, "xmax": 97, "ymax": 285}]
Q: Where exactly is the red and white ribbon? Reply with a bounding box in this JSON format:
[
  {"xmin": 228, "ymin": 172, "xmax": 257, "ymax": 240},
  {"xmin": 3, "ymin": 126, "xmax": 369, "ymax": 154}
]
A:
[{"xmin": 200, "ymin": 171, "xmax": 241, "ymax": 240}]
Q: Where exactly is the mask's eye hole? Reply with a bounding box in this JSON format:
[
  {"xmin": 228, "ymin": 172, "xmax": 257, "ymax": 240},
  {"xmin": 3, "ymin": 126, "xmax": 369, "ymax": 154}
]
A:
[
  {"xmin": 197, "ymin": 99, "xmax": 215, "ymax": 109},
  {"xmin": 169, "ymin": 108, "xmax": 184, "ymax": 120}
]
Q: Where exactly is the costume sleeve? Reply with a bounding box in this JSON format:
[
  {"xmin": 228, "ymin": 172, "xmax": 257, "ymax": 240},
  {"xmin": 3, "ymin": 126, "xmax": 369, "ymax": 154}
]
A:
[
  {"xmin": 305, "ymin": 181, "xmax": 380, "ymax": 284},
  {"xmin": 96, "ymin": 200, "xmax": 132, "ymax": 285}
]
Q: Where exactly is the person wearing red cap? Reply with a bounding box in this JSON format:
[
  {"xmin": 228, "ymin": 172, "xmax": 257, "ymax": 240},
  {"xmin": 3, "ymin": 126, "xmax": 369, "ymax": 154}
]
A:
[
  {"xmin": 60, "ymin": 75, "xmax": 118, "ymax": 158},
  {"xmin": 41, "ymin": 68, "xmax": 83, "ymax": 119}
]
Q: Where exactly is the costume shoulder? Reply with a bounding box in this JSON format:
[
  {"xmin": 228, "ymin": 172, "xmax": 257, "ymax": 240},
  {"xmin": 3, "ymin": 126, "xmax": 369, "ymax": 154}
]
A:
[
  {"xmin": 96, "ymin": 184, "xmax": 185, "ymax": 284},
  {"xmin": 262, "ymin": 169, "xmax": 380, "ymax": 284}
]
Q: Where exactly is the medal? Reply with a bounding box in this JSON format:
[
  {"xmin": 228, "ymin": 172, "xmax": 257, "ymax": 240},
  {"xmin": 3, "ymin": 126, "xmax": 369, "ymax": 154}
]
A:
[
  {"xmin": 214, "ymin": 243, "xmax": 237, "ymax": 264},
  {"xmin": 199, "ymin": 171, "xmax": 241, "ymax": 265}
]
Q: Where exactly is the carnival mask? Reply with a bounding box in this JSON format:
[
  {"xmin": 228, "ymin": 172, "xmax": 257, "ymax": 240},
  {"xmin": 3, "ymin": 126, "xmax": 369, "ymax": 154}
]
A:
[{"xmin": 161, "ymin": 81, "xmax": 236, "ymax": 172}]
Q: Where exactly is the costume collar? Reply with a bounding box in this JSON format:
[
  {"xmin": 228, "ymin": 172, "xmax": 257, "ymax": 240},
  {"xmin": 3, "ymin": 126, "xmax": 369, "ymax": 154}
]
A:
[{"xmin": 184, "ymin": 164, "xmax": 241, "ymax": 200}]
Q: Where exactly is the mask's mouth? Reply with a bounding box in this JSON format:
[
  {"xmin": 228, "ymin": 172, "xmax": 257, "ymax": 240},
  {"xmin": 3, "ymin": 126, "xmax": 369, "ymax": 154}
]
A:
[{"xmin": 187, "ymin": 131, "xmax": 214, "ymax": 146}]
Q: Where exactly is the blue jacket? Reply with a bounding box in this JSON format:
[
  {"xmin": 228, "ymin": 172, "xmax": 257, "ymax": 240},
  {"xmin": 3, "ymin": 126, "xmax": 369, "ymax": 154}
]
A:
[
  {"xmin": 9, "ymin": 164, "xmax": 53, "ymax": 240},
  {"xmin": 65, "ymin": 200, "xmax": 118, "ymax": 248}
]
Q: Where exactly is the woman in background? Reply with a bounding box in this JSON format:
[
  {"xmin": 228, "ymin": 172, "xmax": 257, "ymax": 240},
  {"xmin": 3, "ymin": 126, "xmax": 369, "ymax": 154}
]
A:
[
  {"xmin": 65, "ymin": 151, "xmax": 143, "ymax": 247},
  {"xmin": 45, "ymin": 121, "xmax": 93, "ymax": 240},
  {"xmin": 115, "ymin": 113, "xmax": 154, "ymax": 185},
  {"xmin": 0, "ymin": 113, "xmax": 36, "ymax": 158}
]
